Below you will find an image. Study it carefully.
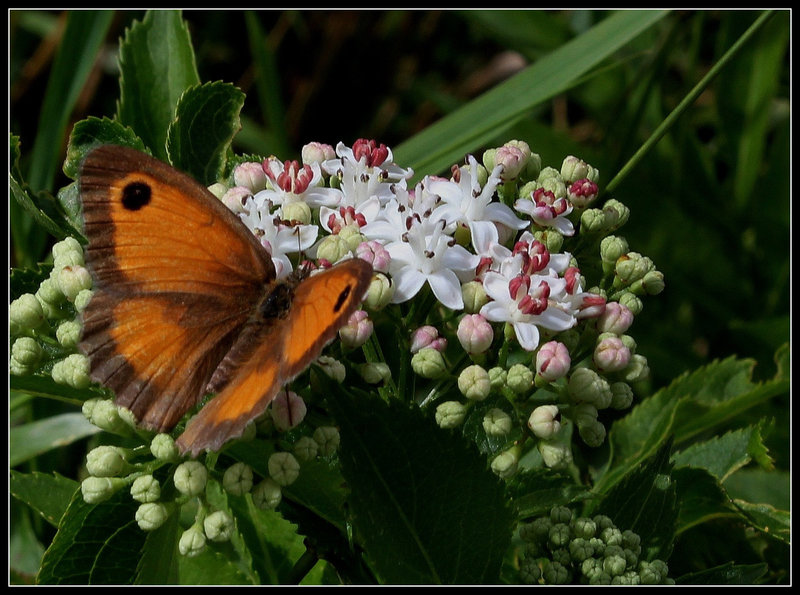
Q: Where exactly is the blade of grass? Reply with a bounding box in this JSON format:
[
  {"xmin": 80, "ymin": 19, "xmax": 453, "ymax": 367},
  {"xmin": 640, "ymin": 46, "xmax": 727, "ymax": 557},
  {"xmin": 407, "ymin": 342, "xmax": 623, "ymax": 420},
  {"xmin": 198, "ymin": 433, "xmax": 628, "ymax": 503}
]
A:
[
  {"xmin": 393, "ymin": 10, "xmax": 669, "ymax": 179},
  {"xmin": 605, "ymin": 10, "xmax": 776, "ymax": 194}
]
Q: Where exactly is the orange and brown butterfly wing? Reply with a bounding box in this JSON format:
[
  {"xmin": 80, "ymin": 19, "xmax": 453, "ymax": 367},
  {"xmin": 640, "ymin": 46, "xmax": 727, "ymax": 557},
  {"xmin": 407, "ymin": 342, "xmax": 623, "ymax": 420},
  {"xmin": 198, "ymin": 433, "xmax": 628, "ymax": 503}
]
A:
[
  {"xmin": 79, "ymin": 145, "xmax": 275, "ymax": 432},
  {"xmin": 175, "ymin": 258, "xmax": 373, "ymax": 456}
]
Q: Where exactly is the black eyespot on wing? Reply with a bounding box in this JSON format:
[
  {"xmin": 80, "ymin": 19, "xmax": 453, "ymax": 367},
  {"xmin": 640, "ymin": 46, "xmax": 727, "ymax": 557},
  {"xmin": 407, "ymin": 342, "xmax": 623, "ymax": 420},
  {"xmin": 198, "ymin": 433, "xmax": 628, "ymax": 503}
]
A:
[
  {"xmin": 333, "ymin": 284, "xmax": 353, "ymax": 313},
  {"xmin": 121, "ymin": 182, "xmax": 152, "ymax": 211}
]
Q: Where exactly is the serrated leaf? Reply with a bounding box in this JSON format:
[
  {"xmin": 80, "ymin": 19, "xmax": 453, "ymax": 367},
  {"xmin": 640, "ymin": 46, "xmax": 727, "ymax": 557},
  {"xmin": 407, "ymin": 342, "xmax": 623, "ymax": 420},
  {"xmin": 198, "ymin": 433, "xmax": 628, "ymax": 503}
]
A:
[
  {"xmin": 506, "ymin": 468, "xmax": 592, "ymax": 519},
  {"xmin": 63, "ymin": 116, "xmax": 148, "ymax": 179},
  {"xmin": 672, "ymin": 467, "xmax": 738, "ymax": 534},
  {"xmin": 10, "ymin": 413, "xmax": 101, "ymax": 467},
  {"xmin": 10, "ymin": 264, "xmax": 53, "ymax": 301},
  {"xmin": 167, "ymin": 81, "xmax": 246, "ymax": 185},
  {"xmin": 671, "ymin": 423, "xmax": 769, "ymax": 482},
  {"xmin": 116, "ymin": 10, "xmax": 200, "ymax": 160},
  {"xmin": 732, "ymin": 500, "xmax": 790, "ymax": 545},
  {"xmin": 10, "ymin": 471, "xmax": 80, "ymax": 527},
  {"xmin": 10, "ymin": 173, "xmax": 80, "ymax": 241},
  {"xmin": 592, "ymin": 439, "xmax": 678, "ymax": 561},
  {"xmin": 37, "ymin": 488, "xmax": 145, "ymax": 584},
  {"xmin": 325, "ymin": 384, "xmax": 513, "ymax": 584}
]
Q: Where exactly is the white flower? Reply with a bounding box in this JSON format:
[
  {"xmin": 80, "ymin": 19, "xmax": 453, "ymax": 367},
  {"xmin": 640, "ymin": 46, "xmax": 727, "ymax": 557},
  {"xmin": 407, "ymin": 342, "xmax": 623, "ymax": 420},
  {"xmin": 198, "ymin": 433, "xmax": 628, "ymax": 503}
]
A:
[
  {"xmin": 428, "ymin": 155, "xmax": 527, "ymax": 253},
  {"xmin": 386, "ymin": 217, "xmax": 479, "ymax": 310},
  {"xmin": 239, "ymin": 196, "xmax": 318, "ymax": 278},
  {"xmin": 256, "ymin": 158, "xmax": 340, "ymax": 209},
  {"xmin": 480, "ymin": 261, "xmax": 577, "ymax": 351},
  {"xmin": 514, "ymin": 186, "xmax": 575, "ymax": 236}
]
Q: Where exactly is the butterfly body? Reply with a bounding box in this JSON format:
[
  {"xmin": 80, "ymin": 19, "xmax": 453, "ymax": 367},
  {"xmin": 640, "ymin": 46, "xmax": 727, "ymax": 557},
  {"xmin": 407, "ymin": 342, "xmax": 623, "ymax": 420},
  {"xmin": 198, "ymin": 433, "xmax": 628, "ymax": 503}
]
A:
[{"xmin": 78, "ymin": 145, "xmax": 372, "ymax": 456}]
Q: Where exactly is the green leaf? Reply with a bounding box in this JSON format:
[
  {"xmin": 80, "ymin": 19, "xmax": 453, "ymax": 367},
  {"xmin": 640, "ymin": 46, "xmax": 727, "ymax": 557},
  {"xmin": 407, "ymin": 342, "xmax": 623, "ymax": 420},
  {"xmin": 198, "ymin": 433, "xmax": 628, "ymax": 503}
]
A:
[
  {"xmin": 393, "ymin": 10, "xmax": 669, "ymax": 178},
  {"xmin": 27, "ymin": 10, "xmax": 114, "ymax": 193},
  {"xmin": 10, "ymin": 471, "xmax": 80, "ymax": 527},
  {"xmin": 671, "ymin": 422, "xmax": 771, "ymax": 482},
  {"xmin": 732, "ymin": 500, "xmax": 790, "ymax": 545},
  {"xmin": 675, "ymin": 561, "xmax": 768, "ymax": 585},
  {"xmin": 10, "ymin": 172, "xmax": 82, "ymax": 242},
  {"xmin": 592, "ymin": 439, "xmax": 678, "ymax": 561},
  {"xmin": 117, "ymin": 10, "xmax": 200, "ymax": 160},
  {"xmin": 37, "ymin": 488, "xmax": 145, "ymax": 584},
  {"xmin": 595, "ymin": 352, "xmax": 788, "ymax": 496},
  {"xmin": 63, "ymin": 116, "xmax": 148, "ymax": 179},
  {"xmin": 506, "ymin": 468, "xmax": 592, "ymax": 519},
  {"xmin": 325, "ymin": 384, "xmax": 513, "ymax": 584},
  {"xmin": 10, "ymin": 413, "xmax": 101, "ymax": 467},
  {"xmin": 672, "ymin": 467, "xmax": 738, "ymax": 534},
  {"xmin": 136, "ymin": 514, "xmax": 181, "ymax": 585},
  {"xmin": 167, "ymin": 81, "xmax": 246, "ymax": 185},
  {"xmin": 10, "ymin": 263, "xmax": 53, "ymax": 301}
]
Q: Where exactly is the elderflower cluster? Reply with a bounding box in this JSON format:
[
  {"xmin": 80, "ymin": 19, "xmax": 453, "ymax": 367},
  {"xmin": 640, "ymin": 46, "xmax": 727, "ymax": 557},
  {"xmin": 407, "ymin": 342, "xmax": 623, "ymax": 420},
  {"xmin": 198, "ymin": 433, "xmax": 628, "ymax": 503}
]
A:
[{"xmin": 211, "ymin": 138, "xmax": 663, "ymax": 478}]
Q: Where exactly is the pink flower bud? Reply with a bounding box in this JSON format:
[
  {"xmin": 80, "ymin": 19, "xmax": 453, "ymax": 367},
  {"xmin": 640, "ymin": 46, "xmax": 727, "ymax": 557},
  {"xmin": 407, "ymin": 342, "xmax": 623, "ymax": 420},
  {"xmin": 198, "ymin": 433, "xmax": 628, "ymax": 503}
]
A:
[
  {"xmin": 410, "ymin": 326, "xmax": 445, "ymax": 353},
  {"xmin": 597, "ymin": 302, "xmax": 634, "ymax": 335},
  {"xmin": 270, "ymin": 390, "xmax": 307, "ymax": 431},
  {"xmin": 301, "ymin": 141, "xmax": 335, "ymax": 165},
  {"xmin": 457, "ymin": 313, "xmax": 494, "ymax": 355},
  {"xmin": 593, "ymin": 336, "xmax": 631, "ymax": 372},
  {"xmin": 495, "ymin": 145, "xmax": 527, "ymax": 181},
  {"xmin": 535, "ymin": 341, "xmax": 571, "ymax": 382},
  {"xmin": 338, "ymin": 310, "xmax": 373, "ymax": 348},
  {"xmin": 220, "ymin": 186, "xmax": 252, "ymax": 214},
  {"xmin": 567, "ymin": 178, "xmax": 599, "ymax": 208},
  {"xmin": 233, "ymin": 162, "xmax": 267, "ymax": 192},
  {"xmin": 356, "ymin": 240, "xmax": 391, "ymax": 273}
]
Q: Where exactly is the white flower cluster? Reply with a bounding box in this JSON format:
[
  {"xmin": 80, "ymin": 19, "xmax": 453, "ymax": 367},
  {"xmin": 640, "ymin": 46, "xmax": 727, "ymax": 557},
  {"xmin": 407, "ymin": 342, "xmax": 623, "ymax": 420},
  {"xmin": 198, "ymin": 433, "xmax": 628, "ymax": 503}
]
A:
[{"xmin": 216, "ymin": 138, "xmax": 605, "ymax": 353}]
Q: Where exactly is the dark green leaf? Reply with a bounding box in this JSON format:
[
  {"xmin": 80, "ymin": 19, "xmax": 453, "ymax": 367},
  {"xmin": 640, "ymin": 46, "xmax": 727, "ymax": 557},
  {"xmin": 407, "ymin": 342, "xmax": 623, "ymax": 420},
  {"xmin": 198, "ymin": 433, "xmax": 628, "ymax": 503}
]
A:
[
  {"xmin": 63, "ymin": 116, "xmax": 148, "ymax": 179},
  {"xmin": 10, "ymin": 471, "xmax": 80, "ymax": 527},
  {"xmin": 167, "ymin": 81, "xmax": 246, "ymax": 185},
  {"xmin": 10, "ymin": 413, "xmax": 101, "ymax": 467},
  {"xmin": 117, "ymin": 10, "xmax": 200, "ymax": 160},
  {"xmin": 506, "ymin": 468, "xmax": 592, "ymax": 519},
  {"xmin": 326, "ymin": 384, "xmax": 513, "ymax": 584},
  {"xmin": 37, "ymin": 488, "xmax": 145, "ymax": 584},
  {"xmin": 675, "ymin": 561, "xmax": 768, "ymax": 585},
  {"xmin": 592, "ymin": 439, "xmax": 678, "ymax": 561}
]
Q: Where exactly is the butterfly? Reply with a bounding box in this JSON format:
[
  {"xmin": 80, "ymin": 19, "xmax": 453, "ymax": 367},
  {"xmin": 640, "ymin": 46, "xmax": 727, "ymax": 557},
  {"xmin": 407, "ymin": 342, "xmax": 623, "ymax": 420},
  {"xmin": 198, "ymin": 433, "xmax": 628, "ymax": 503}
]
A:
[{"xmin": 78, "ymin": 145, "xmax": 373, "ymax": 457}]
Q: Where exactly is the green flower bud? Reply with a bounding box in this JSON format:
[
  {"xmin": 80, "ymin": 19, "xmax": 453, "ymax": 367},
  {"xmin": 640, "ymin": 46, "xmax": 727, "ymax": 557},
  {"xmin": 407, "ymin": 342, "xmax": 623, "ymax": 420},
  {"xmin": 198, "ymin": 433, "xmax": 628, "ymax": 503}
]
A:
[
  {"xmin": 150, "ymin": 433, "xmax": 180, "ymax": 462},
  {"xmin": 602, "ymin": 199, "xmax": 630, "ymax": 230},
  {"xmin": 55, "ymin": 319, "xmax": 82, "ymax": 348},
  {"xmin": 487, "ymin": 366, "xmax": 507, "ymax": 390},
  {"xmin": 339, "ymin": 225, "xmax": 366, "ymax": 253},
  {"xmin": 491, "ymin": 446, "xmax": 519, "ymax": 478},
  {"xmin": 135, "ymin": 502, "xmax": 169, "ymax": 531},
  {"xmin": 222, "ymin": 462, "xmax": 253, "ymax": 496},
  {"xmin": 578, "ymin": 419, "xmax": 607, "ymax": 447},
  {"xmin": 86, "ymin": 445, "xmax": 129, "ymax": 477},
  {"xmin": 599, "ymin": 235, "xmax": 629, "ymax": 273},
  {"xmin": 481, "ymin": 147, "xmax": 497, "ymax": 171},
  {"xmin": 579, "ymin": 208, "xmax": 607, "ymax": 233},
  {"xmin": 621, "ymin": 529, "xmax": 641, "ymax": 552},
  {"xmin": 550, "ymin": 505, "xmax": 573, "ymax": 524},
  {"xmin": 363, "ymin": 272, "xmax": 394, "ymax": 310},
  {"xmin": 506, "ymin": 363, "xmax": 533, "ymax": 396},
  {"xmin": 589, "ymin": 570, "xmax": 613, "ymax": 585},
  {"xmin": 281, "ymin": 201, "xmax": 312, "ymax": 225},
  {"xmin": 524, "ymin": 152, "xmax": 542, "ymax": 181},
  {"xmin": 548, "ymin": 522, "xmax": 571, "ymax": 548},
  {"xmin": 81, "ymin": 476, "xmax": 128, "ymax": 504},
  {"xmin": 10, "ymin": 336, "xmax": 42, "ymax": 372},
  {"xmin": 541, "ymin": 559, "xmax": 570, "ymax": 585},
  {"xmin": 560, "ymin": 155, "xmax": 598, "ymax": 184},
  {"xmin": 268, "ymin": 452, "xmax": 300, "ymax": 486},
  {"xmin": 358, "ymin": 362, "xmax": 391, "ymax": 385},
  {"xmin": 519, "ymin": 555, "xmax": 543, "ymax": 585},
  {"xmin": 37, "ymin": 277, "xmax": 64, "ymax": 308},
  {"xmin": 538, "ymin": 439, "xmax": 573, "ymax": 469},
  {"xmin": 593, "ymin": 515, "xmax": 615, "ymax": 531},
  {"xmin": 600, "ymin": 526, "xmax": 623, "ymax": 546},
  {"xmin": 461, "ymin": 280, "xmax": 488, "ymax": 314},
  {"xmin": 567, "ymin": 367, "xmax": 611, "ymax": 408},
  {"xmin": 51, "ymin": 353, "xmax": 90, "ymax": 389},
  {"xmin": 313, "ymin": 425, "xmax": 340, "ymax": 457},
  {"xmin": 55, "ymin": 265, "xmax": 92, "ymax": 302},
  {"xmin": 622, "ymin": 354, "xmax": 650, "ymax": 384},
  {"xmin": 73, "ymin": 288, "xmax": 94, "ymax": 312},
  {"xmin": 639, "ymin": 560, "xmax": 668, "ymax": 585},
  {"xmin": 609, "ymin": 382, "xmax": 634, "ymax": 410},
  {"xmin": 316, "ymin": 234, "xmax": 351, "ymax": 264},
  {"xmin": 630, "ymin": 270, "xmax": 664, "ymax": 296},
  {"xmin": 51, "ymin": 236, "xmax": 84, "ymax": 266},
  {"xmin": 293, "ymin": 435, "xmax": 319, "ymax": 461},
  {"xmin": 131, "ymin": 475, "xmax": 161, "ymax": 503},
  {"xmin": 572, "ymin": 516, "xmax": 597, "ymax": 540},
  {"xmin": 9, "ymin": 293, "xmax": 45, "ymax": 334},
  {"xmin": 569, "ymin": 537, "xmax": 594, "ymax": 562},
  {"xmin": 179, "ymin": 524, "xmax": 207, "ymax": 557},
  {"xmin": 252, "ymin": 477, "xmax": 282, "ymax": 510},
  {"xmin": 411, "ymin": 347, "xmax": 447, "ymax": 379},
  {"xmin": 528, "ymin": 405, "xmax": 561, "ymax": 439},
  {"xmin": 537, "ymin": 167, "xmax": 566, "ymax": 196},
  {"xmin": 174, "ymin": 461, "xmax": 208, "ymax": 496},
  {"xmin": 316, "ymin": 355, "xmax": 346, "ymax": 383},
  {"xmin": 532, "ymin": 229, "xmax": 563, "ymax": 253},
  {"xmin": 434, "ymin": 400, "xmax": 467, "ymax": 429},
  {"xmin": 617, "ymin": 291, "xmax": 643, "ymax": 316},
  {"xmin": 482, "ymin": 408, "xmax": 512, "ymax": 436},
  {"xmin": 203, "ymin": 510, "xmax": 234, "ymax": 542},
  {"xmin": 457, "ymin": 364, "xmax": 491, "ymax": 401},
  {"xmin": 581, "ymin": 557, "xmax": 603, "ymax": 581}
]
